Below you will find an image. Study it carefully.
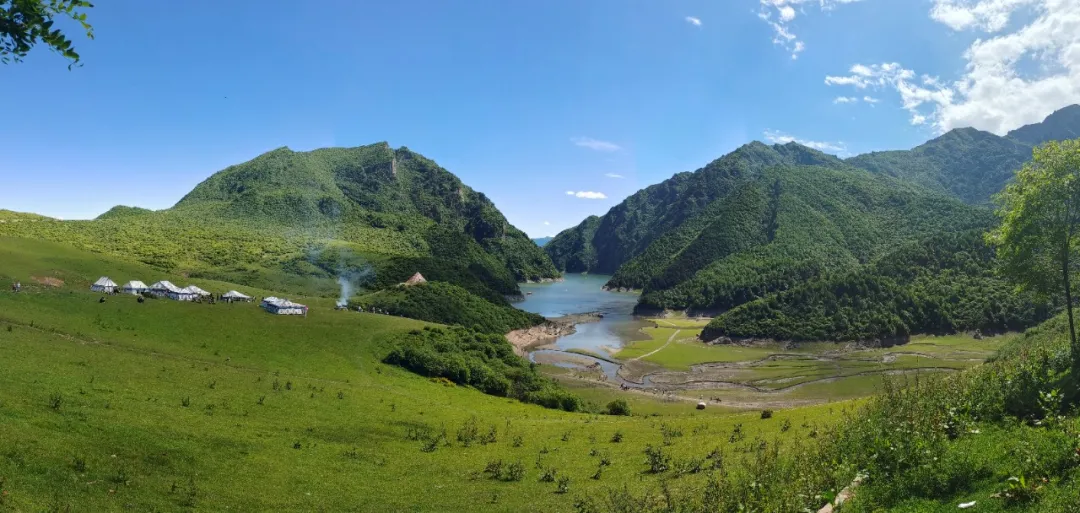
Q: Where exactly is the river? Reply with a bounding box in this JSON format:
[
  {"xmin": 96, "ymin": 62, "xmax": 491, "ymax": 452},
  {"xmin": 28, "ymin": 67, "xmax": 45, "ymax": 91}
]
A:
[{"xmin": 516, "ymin": 274, "xmax": 646, "ymax": 354}]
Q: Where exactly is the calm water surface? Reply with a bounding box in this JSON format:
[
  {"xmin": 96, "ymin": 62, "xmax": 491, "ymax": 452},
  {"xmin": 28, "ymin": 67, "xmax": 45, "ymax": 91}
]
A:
[{"xmin": 516, "ymin": 274, "xmax": 646, "ymax": 353}]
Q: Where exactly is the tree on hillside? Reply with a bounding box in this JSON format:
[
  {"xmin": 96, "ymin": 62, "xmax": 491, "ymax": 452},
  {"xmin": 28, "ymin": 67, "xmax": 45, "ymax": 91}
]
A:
[
  {"xmin": 1, "ymin": 0, "xmax": 93, "ymax": 67},
  {"xmin": 989, "ymin": 139, "xmax": 1080, "ymax": 367}
]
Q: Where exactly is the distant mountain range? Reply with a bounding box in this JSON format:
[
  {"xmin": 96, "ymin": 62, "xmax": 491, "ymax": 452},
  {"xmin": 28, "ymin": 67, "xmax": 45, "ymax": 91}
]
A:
[
  {"xmin": 546, "ymin": 105, "xmax": 1080, "ymax": 341},
  {"xmin": 532, "ymin": 237, "xmax": 553, "ymax": 247}
]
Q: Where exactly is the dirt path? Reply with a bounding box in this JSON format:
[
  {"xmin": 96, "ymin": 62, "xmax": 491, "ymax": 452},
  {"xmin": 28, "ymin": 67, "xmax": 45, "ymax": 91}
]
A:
[{"xmin": 632, "ymin": 329, "xmax": 681, "ymax": 361}]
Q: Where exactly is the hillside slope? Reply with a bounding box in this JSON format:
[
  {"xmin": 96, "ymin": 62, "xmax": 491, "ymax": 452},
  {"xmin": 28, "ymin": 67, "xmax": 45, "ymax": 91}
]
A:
[
  {"xmin": 0, "ymin": 144, "xmax": 557, "ymax": 302},
  {"xmin": 847, "ymin": 104, "xmax": 1080, "ymax": 204},
  {"xmin": 545, "ymin": 142, "xmax": 848, "ymax": 275},
  {"xmin": 703, "ymin": 230, "xmax": 1055, "ymax": 343}
]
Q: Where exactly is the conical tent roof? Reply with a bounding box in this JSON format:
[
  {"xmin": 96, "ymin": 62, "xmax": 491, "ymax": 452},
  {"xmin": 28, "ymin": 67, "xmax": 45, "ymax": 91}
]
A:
[
  {"xmin": 93, "ymin": 276, "xmax": 118, "ymax": 287},
  {"xmin": 185, "ymin": 285, "xmax": 211, "ymax": 296},
  {"xmin": 122, "ymin": 280, "xmax": 148, "ymax": 289},
  {"xmin": 151, "ymin": 281, "xmax": 183, "ymax": 293},
  {"xmin": 404, "ymin": 272, "xmax": 427, "ymax": 286},
  {"xmin": 222, "ymin": 290, "xmax": 250, "ymax": 299}
]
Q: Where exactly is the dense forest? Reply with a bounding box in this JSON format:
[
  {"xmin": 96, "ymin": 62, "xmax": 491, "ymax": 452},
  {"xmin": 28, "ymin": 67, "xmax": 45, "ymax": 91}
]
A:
[
  {"xmin": 351, "ymin": 281, "xmax": 545, "ymax": 335},
  {"xmin": 703, "ymin": 231, "xmax": 1056, "ymax": 342}
]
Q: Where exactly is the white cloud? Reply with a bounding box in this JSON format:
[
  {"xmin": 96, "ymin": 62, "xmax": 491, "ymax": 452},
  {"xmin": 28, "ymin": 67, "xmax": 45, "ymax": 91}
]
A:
[
  {"xmin": 863, "ymin": 96, "xmax": 880, "ymax": 103},
  {"xmin": 758, "ymin": 0, "xmax": 867, "ymax": 58},
  {"xmin": 571, "ymin": 137, "xmax": 621, "ymax": 152},
  {"xmin": 565, "ymin": 191, "xmax": 608, "ymax": 199},
  {"xmin": 604, "ymin": 173, "xmax": 625, "ymax": 179},
  {"xmin": 825, "ymin": 0, "xmax": 1080, "ymax": 135},
  {"xmin": 685, "ymin": 16, "xmax": 702, "ymax": 26},
  {"xmin": 930, "ymin": 0, "xmax": 1038, "ymax": 31},
  {"xmin": 834, "ymin": 96, "xmax": 859, "ymax": 103},
  {"xmin": 763, "ymin": 129, "xmax": 847, "ymax": 153},
  {"xmin": 544, "ymin": 221, "xmax": 551, "ymax": 226}
]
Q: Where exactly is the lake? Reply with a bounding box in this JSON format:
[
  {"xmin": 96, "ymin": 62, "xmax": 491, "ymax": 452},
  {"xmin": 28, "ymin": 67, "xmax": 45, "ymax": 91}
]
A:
[{"xmin": 516, "ymin": 274, "xmax": 646, "ymax": 354}]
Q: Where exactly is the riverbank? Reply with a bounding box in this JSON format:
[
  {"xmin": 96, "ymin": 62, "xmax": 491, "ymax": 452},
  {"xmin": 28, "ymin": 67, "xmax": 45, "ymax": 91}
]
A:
[{"xmin": 505, "ymin": 312, "xmax": 603, "ymax": 356}]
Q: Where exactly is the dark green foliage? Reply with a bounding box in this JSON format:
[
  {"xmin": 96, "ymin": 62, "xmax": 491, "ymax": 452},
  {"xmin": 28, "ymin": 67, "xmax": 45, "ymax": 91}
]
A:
[
  {"xmin": 1, "ymin": 0, "xmax": 94, "ymax": 66},
  {"xmin": 705, "ymin": 231, "xmax": 1055, "ymax": 342},
  {"xmin": 547, "ymin": 142, "xmax": 847, "ymax": 275},
  {"xmin": 847, "ymin": 127, "xmax": 1032, "ymax": 205},
  {"xmin": 1008, "ymin": 105, "xmax": 1080, "ymax": 146},
  {"xmin": 352, "ymin": 281, "xmax": 544, "ymax": 334},
  {"xmin": 604, "ymin": 399, "xmax": 630, "ymax": 416},
  {"xmin": 631, "ymin": 165, "xmax": 990, "ymax": 313},
  {"xmin": 382, "ymin": 326, "xmax": 581, "ymax": 412},
  {"xmin": 95, "ymin": 205, "xmax": 152, "ymax": 220}
]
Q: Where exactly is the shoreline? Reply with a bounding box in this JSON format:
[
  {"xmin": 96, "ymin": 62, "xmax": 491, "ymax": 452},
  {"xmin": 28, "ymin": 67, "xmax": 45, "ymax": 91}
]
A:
[{"xmin": 505, "ymin": 312, "xmax": 603, "ymax": 356}]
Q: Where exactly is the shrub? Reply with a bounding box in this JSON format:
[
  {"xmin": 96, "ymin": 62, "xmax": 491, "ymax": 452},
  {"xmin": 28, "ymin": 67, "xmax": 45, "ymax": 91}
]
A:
[
  {"xmin": 760, "ymin": 409, "xmax": 773, "ymax": 419},
  {"xmin": 644, "ymin": 445, "xmax": 670, "ymax": 474},
  {"xmin": 383, "ymin": 326, "xmax": 581, "ymax": 411},
  {"xmin": 605, "ymin": 399, "xmax": 631, "ymax": 416},
  {"xmin": 556, "ymin": 476, "xmax": 571, "ymax": 494},
  {"xmin": 610, "ymin": 431, "xmax": 623, "ymax": 443},
  {"xmin": 540, "ymin": 467, "xmax": 557, "ymax": 482}
]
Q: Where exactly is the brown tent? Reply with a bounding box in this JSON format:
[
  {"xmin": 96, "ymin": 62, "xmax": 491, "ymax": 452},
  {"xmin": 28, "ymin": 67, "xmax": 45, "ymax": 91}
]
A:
[{"xmin": 404, "ymin": 272, "xmax": 427, "ymax": 286}]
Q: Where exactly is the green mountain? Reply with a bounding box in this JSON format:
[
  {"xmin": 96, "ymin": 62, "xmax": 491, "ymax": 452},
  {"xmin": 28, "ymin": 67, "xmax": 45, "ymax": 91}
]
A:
[
  {"xmin": 546, "ymin": 143, "xmax": 990, "ymax": 314},
  {"xmin": 847, "ymin": 104, "xmax": 1080, "ymax": 204},
  {"xmin": 0, "ymin": 143, "xmax": 558, "ymax": 302},
  {"xmin": 545, "ymin": 141, "xmax": 847, "ymax": 275},
  {"xmin": 703, "ymin": 230, "xmax": 1054, "ymax": 343},
  {"xmin": 547, "ymin": 106, "xmax": 1080, "ymax": 320}
]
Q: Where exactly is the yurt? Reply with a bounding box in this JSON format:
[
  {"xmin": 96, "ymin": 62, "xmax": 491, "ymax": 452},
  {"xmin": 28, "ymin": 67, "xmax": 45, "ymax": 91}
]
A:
[
  {"xmin": 90, "ymin": 277, "xmax": 118, "ymax": 293},
  {"xmin": 121, "ymin": 280, "xmax": 149, "ymax": 295},
  {"xmin": 261, "ymin": 297, "xmax": 307, "ymax": 316},
  {"xmin": 150, "ymin": 280, "xmax": 182, "ymax": 298},
  {"xmin": 185, "ymin": 285, "xmax": 211, "ymax": 297},
  {"xmin": 222, "ymin": 290, "xmax": 252, "ymax": 303},
  {"xmin": 171, "ymin": 286, "xmax": 199, "ymax": 301}
]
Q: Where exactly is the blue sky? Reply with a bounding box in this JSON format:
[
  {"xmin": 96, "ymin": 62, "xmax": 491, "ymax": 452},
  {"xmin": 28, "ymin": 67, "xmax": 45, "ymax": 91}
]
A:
[{"xmin": 3, "ymin": 0, "xmax": 1078, "ymax": 237}]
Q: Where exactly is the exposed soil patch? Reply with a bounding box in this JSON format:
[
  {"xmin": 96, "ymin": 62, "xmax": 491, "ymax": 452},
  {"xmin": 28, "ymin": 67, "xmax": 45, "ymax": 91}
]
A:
[{"xmin": 32, "ymin": 276, "xmax": 64, "ymax": 287}]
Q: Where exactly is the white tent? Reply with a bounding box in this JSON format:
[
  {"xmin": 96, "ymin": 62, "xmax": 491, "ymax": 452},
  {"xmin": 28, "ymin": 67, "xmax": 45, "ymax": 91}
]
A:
[
  {"xmin": 90, "ymin": 277, "xmax": 118, "ymax": 293},
  {"xmin": 121, "ymin": 280, "xmax": 149, "ymax": 294},
  {"xmin": 150, "ymin": 280, "xmax": 183, "ymax": 298},
  {"xmin": 169, "ymin": 286, "xmax": 200, "ymax": 301},
  {"xmin": 185, "ymin": 285, "xmax": 211, "ymax": 297},
  {"xmin": 222, "ymin": 290, "xmax": 251, "ymax": 302},
  {"xmin": 261, "ymin": 297, "xmax": 307, "ymax": 316}
]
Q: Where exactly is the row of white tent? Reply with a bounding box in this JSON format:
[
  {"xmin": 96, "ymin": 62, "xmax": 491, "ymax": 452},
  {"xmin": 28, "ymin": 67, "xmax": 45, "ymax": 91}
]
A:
[{"xmin": 91, "ymin": 277, "xmax": 252, "ymax": 302}]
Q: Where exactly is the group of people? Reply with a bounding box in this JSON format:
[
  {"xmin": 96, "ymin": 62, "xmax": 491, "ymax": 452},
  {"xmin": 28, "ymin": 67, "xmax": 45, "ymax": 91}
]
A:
[{"xmin": 10, "ymin": 281, "xmax": 20, "ymax": 293}]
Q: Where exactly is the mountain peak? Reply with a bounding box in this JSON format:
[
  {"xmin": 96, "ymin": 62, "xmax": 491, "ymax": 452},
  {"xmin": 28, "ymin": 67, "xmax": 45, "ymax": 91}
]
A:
[{"xmin": 1007, "ymin": 104, "xmax": 1080, "ymax": 145}]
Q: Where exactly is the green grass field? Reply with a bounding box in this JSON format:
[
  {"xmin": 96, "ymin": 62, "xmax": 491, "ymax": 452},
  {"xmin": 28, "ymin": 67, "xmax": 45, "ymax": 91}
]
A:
[{"xmin": 0, "ymin": 237, "xmax": 848, "ymax": 511}]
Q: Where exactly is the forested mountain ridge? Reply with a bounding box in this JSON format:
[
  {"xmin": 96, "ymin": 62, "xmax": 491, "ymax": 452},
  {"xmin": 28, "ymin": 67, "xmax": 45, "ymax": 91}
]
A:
[
  {"xmin": 545, "ymin": 141, "xmax": 848, "ymax": 275},
  {"xmin": 0, "ymin": 144, "xmax": 557, "ymax": 301},
  {"xmin": 847, "ymin": 104, "xmax": 1080, "ymax": 204},
  {"xmin": 703, "ymin": 230, "xmax": 1054, "ymax": 343},
  {"xmin": 546, "ymin": 105, "xmax": 1080, "ymax": 321},
  {"xmin": 627, "ymin": 165, "xmax": 991, "ymax": 313}
]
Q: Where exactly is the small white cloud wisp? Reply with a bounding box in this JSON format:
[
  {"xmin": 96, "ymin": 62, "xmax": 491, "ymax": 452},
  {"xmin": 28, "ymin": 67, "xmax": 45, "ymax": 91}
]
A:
[{"xmin": 566, "ymin": 191, "xmax": 608, "ymax": 199}]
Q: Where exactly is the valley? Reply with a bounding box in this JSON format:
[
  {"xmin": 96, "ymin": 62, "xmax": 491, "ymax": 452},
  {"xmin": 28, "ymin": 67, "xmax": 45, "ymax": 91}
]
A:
[
  {"xmin": 515, "ymin": 275, "xmax": 1010, "ymax": 410},
  {"xmin": 2, "ymin": 108, "xmax": 1080, "ymax": 511}
]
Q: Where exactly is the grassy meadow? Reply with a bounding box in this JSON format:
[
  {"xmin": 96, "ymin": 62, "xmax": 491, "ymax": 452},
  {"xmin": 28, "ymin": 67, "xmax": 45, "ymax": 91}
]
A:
[{"xmin": 0, "ymin": 237, "xmax": 848, "ymax": 511}]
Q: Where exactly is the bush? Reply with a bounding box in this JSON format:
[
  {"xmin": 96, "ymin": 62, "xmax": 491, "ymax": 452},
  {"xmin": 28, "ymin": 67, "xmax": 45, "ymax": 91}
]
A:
[
  {"xmin": 383, "ymin": 326, "xmax": 581, "ymax": 411},
  {"xmin": 605, "ymin": 399, "xmax": 631, "ymax": 416}
]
